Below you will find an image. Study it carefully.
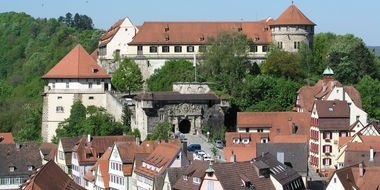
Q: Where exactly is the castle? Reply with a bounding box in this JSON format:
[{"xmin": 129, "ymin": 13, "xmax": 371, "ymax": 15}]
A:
[{"xmin": 98, "ymin": 4, "xmax": 315, "ymax": 79}]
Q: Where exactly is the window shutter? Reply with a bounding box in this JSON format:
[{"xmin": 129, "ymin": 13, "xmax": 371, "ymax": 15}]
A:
[
  {"xmin": 323, "ymin": 145, "xmax": 326, "ymax": 153},
  {"xmin": 323, "ymin": 132, "xmax": 326, "ymax": 139},
  {"xmin": 323, "ymin": 158, "xmax": 325, "ymax": 165},
  {"xmin": 329, "ymin": 145, "xmax": 332, "ymax": 153}
]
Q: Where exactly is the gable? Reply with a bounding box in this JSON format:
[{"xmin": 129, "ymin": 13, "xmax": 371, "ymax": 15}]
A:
[{"xmin": 110, "ymin": 145, "xmax": 122, "ymax": 162}]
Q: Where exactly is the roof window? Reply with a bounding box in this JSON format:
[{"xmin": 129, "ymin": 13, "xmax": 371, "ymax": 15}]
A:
[
  {"xmin": 92, "ymin": 68, "xmax": 99, "ymax": 73},
  {"xmin": 328, "ymin": 107, "xmax": 333, "ymax": 112}
]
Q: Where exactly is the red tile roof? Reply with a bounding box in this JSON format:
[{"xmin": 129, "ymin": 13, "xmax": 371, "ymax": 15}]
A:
[
  {"xmin": 271, "ymin": 134, "xmax": 308, "ymax": 143},
  {"xmin": 315, "ymin": 100, "xmax": 350, "ymax": 118},
  {"xmin": 42, "ymin": 45, "xmax": 110, "ymax": 79},
  {"xmin": 330, "ymin": 164, "xmax": 380, "ymax": 190},
  {"xmin": 99, "ymin": 18, "xmax": 125, "ymax": 47},
  {"xmin": 271, "ymin": 5, "xmax": 315, "ymax": 26},
  {"xmin": 129, "ymin": 20, "xmax": 273, "ymax": 45},
  {"xmin": 224, "ymin": 146, "xmax": 256, "ymax": 162},
  {"xmin": 97, "ymin": 147, "xmax": 112, "ymax": 188},
  {"xmin": 0, "ymin": 133, "xmax": 15, "ymax": 144}
]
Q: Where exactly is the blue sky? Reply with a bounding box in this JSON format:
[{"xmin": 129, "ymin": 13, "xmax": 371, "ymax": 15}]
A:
[{"xmin": 1, "ymin": 0, "xmax": 379, "ymax": 45}]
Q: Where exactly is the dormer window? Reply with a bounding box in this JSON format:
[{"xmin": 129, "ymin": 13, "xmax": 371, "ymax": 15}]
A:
[
  {"xmin": 232, "ymin": 138, "xmax": 240, "ymax": 144},
  {"xmin": 242, "ymin": 138, "xmax": 250, "ymax": 144},
  {"xmin": 28, "ymin": 165, "xmax": 34, "ymax": 171},
  {"xmin": 183, "ymin": 175, "xmax": 188, "ymax": 181},
  {"xmin": 9, "ymin": 166, "xmax": 15, "ymax": 172},
  {"xmin": 193, "ymin": 177, "xmax": 200, "ymax": 184},
  {"xmin": 93, "ymin": 68, "xmax": 99, "ymax": 73},
  {"xmin": 328, "ymin": 107, "xmax": 333, "ymax": 112}
]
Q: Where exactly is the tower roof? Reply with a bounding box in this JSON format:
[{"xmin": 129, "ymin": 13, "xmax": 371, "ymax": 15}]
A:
[
  {"xmin": 271, "ymin": 5, "xmax": 315, "ymax": 26},
  {"xmin": 323, "ymin": 67, "xmax": 334, "ymax": 75},
  {"xmin": 42, "ymin": 45, "xmax": 110, "ymax": 79}
]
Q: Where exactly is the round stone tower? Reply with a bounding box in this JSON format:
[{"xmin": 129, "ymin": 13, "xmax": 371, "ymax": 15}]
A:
[{"xmin": 270, "ymin": 4, "xmax": 315, "ymax": 52}]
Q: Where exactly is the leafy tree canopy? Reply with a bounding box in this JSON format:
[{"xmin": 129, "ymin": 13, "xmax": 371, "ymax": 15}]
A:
[
  {"xmin": 147, "ymin": 122, "xmax": 172, "ymax": 141},
  {"xmin": 111, "ymin": 59, "xmax": 144, "ymax": 94},
  {"xmin": 355, "ymin": 75, "xmax": 380, "ymax": 119},
  {"xmin": 147, "ymin": 60, "xmax": 195, "ymax": 91}
]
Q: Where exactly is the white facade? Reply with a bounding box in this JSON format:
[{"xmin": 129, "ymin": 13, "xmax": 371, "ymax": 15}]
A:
[
  {"xmin": 56, "ymin": 140, "xmax": 68, "ymax": 173},
  {"xmin": 99, "ymin": 17, "xmax": 138, "ymax": 60},
  {"xmin": 109, "ymin": 146, "xmax": 126, "ymax": 190},
  {"xmin": 71, "ymin": 152, "xmax": 93, "ymax": 187},
  {"xmin": 326, "ymin": 173, "xmax": 345, "ymax": 190},
  {"xmin": 42, "ymin": 78, "xmax": 111, "ymax": 142},
  {"xmin": 327, "ymin": 86, "xmax": 367, "ymax": 125}
]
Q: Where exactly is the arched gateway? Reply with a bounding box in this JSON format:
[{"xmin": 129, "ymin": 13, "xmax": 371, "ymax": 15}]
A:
[{"xmin": 179, "ymin": 119, "xmax": 191, "ymax": 134}]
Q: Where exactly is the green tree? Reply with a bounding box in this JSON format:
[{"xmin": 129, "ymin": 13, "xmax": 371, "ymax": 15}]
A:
[
  {"xmin": 55, "ymin": 100, "xmax": 87, "ymax": 139},
  {"xmin": 112, "ymin": 59, "xmax": 144, "ymax": 94},
  {"xmin": 147, "ymin": 122, "xmax": 172, "ymax": 141},
  {"xmin": 147, "ymin": 60, "xmax": 194, "ymax": 91},
  {"xmin": 312, "ymin": 32, "xmax": 337, "ymax": 73},
  {"xmin": 261, "ymin": 46, "xmax": 305, "ymax": 80},
  {"xmin": 355, "ymin": 75, "xmax": 380, "ymax": 119},
  {"xmin": 15, "ymin": 104, "xmax": 42, "ymax": 142},
  {"xmin": 122, "ymin": 105, "xmax": 133, "ymax": 132},
  {"xmin": 200, "ymin": 31, "xmax": 255, "ymax": 95}
]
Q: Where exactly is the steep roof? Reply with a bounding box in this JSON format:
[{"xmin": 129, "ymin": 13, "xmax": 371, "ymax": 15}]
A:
[
  {"xmin": 315, "ymin": 100, "xmax": 350, "ymax": 118},
  {"xmin": 0, "ymin": 142, "xmax": 42, "ymax": 177},
  {"xmin": 96, "ymin": 147, "xmax": 112, "ymax": 188},
  {"xmin": 271, "ymin": 4, "xmax": 315, "ymax": 26},
  {"xmin": 21, "ymin": 160, "xmax": 85, "ymax": 190},
  {"xmin": 40, "ymin": 142, "xmax": 58, "ymax": 161},
  {"xmin": 0, "ymin": 133, "xmax": 15, "ymax": 144},
  {"xmin": 99, "ymin": 18, "xmax": 125, "ymax": 47},
  {"xmin": 329, "ymin": 164, "xmax": 380, "ymax": 190},
  {"xmin": 172, "ymin": 160, "xmax": 208, "ymax": 190},
  {"xmin": 42, "ymin": 45, "xmax": 110, "ymax": 79},
  {"xmin": 129, "ymin": 20, "xmax": 273, "ymax": 45}
]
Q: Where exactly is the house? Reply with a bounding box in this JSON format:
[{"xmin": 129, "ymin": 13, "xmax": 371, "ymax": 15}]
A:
[
  {"xmin": 0, "ymin": 142, "xmax": 42, "ymax": 190},
  {"xmin": 98, "ymin": 17, "xmax": 138, "ymax": 61},
  {"xmin": 83, "ymin": 147, "xmax": 112, "ymax": 190},
  {"xmin": 41, "ymin": 44, "xmax": 112, "ymax": 142},
  {"xmin": 0, "ymin": 133, "xmax": 15, "ymax": 144},
  {"xmin": 171, "ymin": 160, "xmax": 208, "ymax": 190},
  {"xmin": 20, "ymin": 160, "xmax": 85, "ymax": 190},
  {"xmin": 55, "ymin": 136, "xmax": 81, "ymax": 174},
  {"xmin": 326, "ymin": 163, "xmax": 380, "ymax": 190},
  {"xmin": 71, "ymin": 135, "xmax": 135, "ymax": 187},
  {"xmin": 108, "ymin": 140, "xmax": 160, "ymax": 190},
  {"xmin": 39, "ymin": 142, "xmax": 57, "ymax": 164},
  {"xmin": 199, "ymin": 153, "xmax": 305, "ymax": 190},
  {"xmin": 256, "ymin": 143, "xmax": 308, "ymax": 186},
  {"xmin": 224, "ymin": 132, "xmax": 260, "ymax": 162},
  {"xmin": 119, "ymin": 4, "xmax": 315, "ymax": 79},
  {"xmin": 295, "ymin": 67, "xmax": 367, "ymax": 125},
  {"xmin": 309, "ymin": 100, "xmax": 351, "ymax": 172},
  {"xmin": 134, "ymin": 141, "xmax": 189, "ymax": 190},
  {"xmin": 236, "ymin": 112, "xmax": 311, "ymax": 139}
]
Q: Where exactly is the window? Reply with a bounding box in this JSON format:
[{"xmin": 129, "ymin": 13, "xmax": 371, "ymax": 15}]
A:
[
  {"xmin": 89, "ymin": 96, "xmax": 94, "ymax": 100},
  {"xmin": 250, "ymin": 45, "xmax": 258, "ymax": 52},
  {"xmin": 56, "ymin": 106, "xmax": 64, "ymax": 113},
  {"xmin": 59, "ymin": 151, "xmax": 64, "ymax": 160},
  {"xmin": 183, "ymin": 175, "xmax": 188, "ymax": 181},
  {"xmin": 339, "ymin": 131, "xmax": 348, "ymax": 137},
  {"xmin": 88, "ymin": 83, "xmax": 93, "ymax": 89},
  {"xmin": 232, "ymin": 138, "xmax": 240, "ymax": 144},
  {"xmin": 334, "ymin": 177, "xmax": 336, "ymax": 183},
  {"xmin": 286, "ymin": 26, "xmax": 289, "ymax": 31},
  {"xmin": 174, "ymin": 46, "xmax": 182, "ymax": 53},
  {"xmin": 294, "ymin": 41, "xmax": 301, "ymax": 49},
  {"xmin": 187, "ymin": 46, "xmax": 194, "ymax": 52},
  {"xmin": 323, "ymin": 145, "xmax": 331, "ymax": 153},
  {"xmin": 137, "ymin": 46, "xmax": 143, "ymax": 51},
  {"xmin": 208, "ymin": 181, "xmax": 214, "ymax": 190},
  {"xmin": 57, "ymin": 96, "xmax": 62, "ymax": 100},
  {"xmin": 242, "ymin": 138, "xmax": 250, "ymax": 144},
  {"xmin": 52, "ymin": 82, "xmax": 55, "ymax": 89},
  {"xmin": 193, "ymin": 177, "xmax": 200, "ymax": 184},
  {"xmin": 277, "ymin": 42, "xmax": 283, "ymax": 49},
  {"xmin": 162, "ymin": 46, "xmax": 169, "ymax": 53},
  {"xmin": 257, "ymin": 129, "xmax": 264, "ymax": 132},
  {"xmin": 9, "ymin": 166, "xmax": 15, "ymax": 172},
  {"xmin": 149, "ymin": 46, "xmax": 158, "ymax": 53},
  {"xmin": 323, "ymin": 158, "xmax": 331, "ymax": 166},
  {"xmin": 323, "ymin": 131, "xmax": 332, "ymax": 140},
  {"xmin": 261, "ymin": 137, "xmax": 268, "ymax": 143},
  {"xmin": 278, "ymin": 26, "xmax": 281, "ymax": 31},
  {"xmin": 262, "ymin": 45, "xmax": 269, "ymax": 52},
  {"xmin": 28, "ymin": 166, "xmax": 33, "ymax": 171}
]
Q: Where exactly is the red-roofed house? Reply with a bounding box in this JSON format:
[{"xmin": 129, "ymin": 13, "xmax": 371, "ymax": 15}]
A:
[
  {"xmin": 0, "ymin": 133, "xmax": 15, "ymax": 144},
  {"xmin": 41, "ymin": 45, "xmax": 112, "ymax": 142}
]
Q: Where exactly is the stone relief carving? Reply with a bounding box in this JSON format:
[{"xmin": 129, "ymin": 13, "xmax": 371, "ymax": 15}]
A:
[{"xmin": 167, "ymin": 103, "xmax": 203, "ymax": 116}]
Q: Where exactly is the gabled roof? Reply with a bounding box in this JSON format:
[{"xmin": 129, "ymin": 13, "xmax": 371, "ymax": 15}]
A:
[
  {"xmin": 99, "ymin": 18, "xmax": 125, "ymax": 47},
  {"xmin": 129, "ymin": 20, "xmax": 273, "ymax": 45},
  {"xmin": 40, "ymin": 142, "xmax": 58, "ymax": 161},
  {"xmin": 271, "ymin": 4, "xmax": 315, "ymax": 26},
  {"xmin": 21, "ymin": 160, "xmax": 85, "ymax": 190},
  {"xmin": 0, "ymin": 133, "xmax": 15, "ymax": 144},
  {"xmin": 42, "ymin": 45, "xmax": 110, "ymax": 79},
  {"xmin": 315, "ymin": 100, "xmax": 350, "ymax": 118},
  {"xmin": 91, "ymin": 147, "xmax": 112, "ymax": 188},
  {"xmin": 329, "ymin": 164, "xmax": 380, "ymax": 190},
  {"xmin": 172, "ymin": 160, "xmax": 208, "ymax": 190}
]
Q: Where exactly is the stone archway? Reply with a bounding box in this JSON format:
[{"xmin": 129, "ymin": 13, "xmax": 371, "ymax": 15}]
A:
[{"xmin": 179, "ymin": 119, "xmax": 191, "ymax": 134}]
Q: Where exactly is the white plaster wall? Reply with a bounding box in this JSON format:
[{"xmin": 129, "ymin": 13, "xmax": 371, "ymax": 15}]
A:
[
  {"xmin": 169, "ymin": 152, "xmax": 182, "ymax": 168},
  {"xmin": 133, "ymin": 102, "xmax": 148, "ymax": 140},
  {"xmin": 200, "ymin": 174, "xmax": 223, "ymax": 190},
  {"xmin": 270, "ymin": 175, "xmax": 284, "ymax": 190},
  {"xmin": 105, "ymin": 92, "xmax": 123, "ymax": 122},
  {"xmin": 56, "ymin": 141, "xmax": 68, "ymax": 173},
  {"xmin": 326, "ymin": 174, "xmax": 345, "ymax": 190}
]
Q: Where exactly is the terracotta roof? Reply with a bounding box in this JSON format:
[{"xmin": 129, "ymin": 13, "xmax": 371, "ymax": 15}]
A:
[
  {"xmin": 60, "ymin": 136, "xmax": 81, "ymax": 166},
  {"xmin": 99, "ymin": 17, "xmax": 125, "ymax": 47},
  {"xmin": 271, "ymin": 134, "xmax": 308, "ymax": 143},
  {"xmin": 96, "ymin": 147, "xmax": 112, "ymax": 188},
  {"xmin": 315, "ymin": 100, "xmax": 350, "ymax": 118},
  {"xmin": 295, "ymin": 78, "xmax": 362, "ymax": 112},
  {"xmin": 129, "ymin": 20, "xmax": 273, "ymax": 45},
  {"xmin": 21, "ymin": 160, "xmax": 85, "ymax": 190},
  {"xmin": 271, "ymin": 4, "xmax": 315, "ymax": 26},
  {"xmin": 40, "ymin": 142, "xmax": 58, "ymax": 161},
  {"xmin": 72, "ymin": 135, "xmax": 135, "ymax": 164},
  {"xmin": 0, "ymin": 142, "xmax": 42, "ymax": 177},
  {"xmin": 225, "ymin": 132, "xmax": 263, "ymax": 147},
  {"xmin": 237, "ymin": 112, "xmax": 311, "ymax": 139},
  {"xmin": 90, "ymin": 49, "xmax": 98, "ymax": 61},
  {"xmin": 42, "ymin": 45, "xmax": 110, "ymax": 79},
  {"xmin": 224, "ymin": 146, "xmax": 256, "ymax": 162},
  {"xmin": 0, "ymin": 133, "xmax": 15, "ymax": 144},
  {"xmin": 329, "ymin": 164, "xmax": 380, "ymax": 190},
  {"xmin": 339, "ymin": 136, "xmax": 352, "ymax": 148}
]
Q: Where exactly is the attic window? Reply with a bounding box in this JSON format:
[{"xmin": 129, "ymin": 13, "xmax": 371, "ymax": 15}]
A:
[
  {"xmin": 165, "ymin": 25, "xmax": 169, "ymax": 32},
  {"xmin": 328, "ymin": 107, "xmax": 333, "ymax": 112},
  {"xmin": 183, "ymin": 175, "xmax": 188, "ymax": 181},
  {"xmin": 200, "ymin": 35, "xmax": 205, "ymax": 41},
  {"xmin": 93, "ymin": 68, "xmax": 99, "ymax": 73},
  {"xmin": 242, "ymin": 138, "xmax": 250, "ymax": 144},
  {"xmin": 28, "ymin": 166, "xmax": 34, "ymax": 171},
  {"xmin": 9, "ymin": 166, "xmax": 15, "ymax": 172},
  {"xmin": 237, "ymin": 27, "xmax": 242, "ymax": 32},
  {"xmin": 232, "ymin": 138, "xmax": 240, "ymax": 144},
  {"xmin": 255, "ymin": 37, "xmax": 260, "ymax": 41},
  {"xmin": 165, "ymin": 35, "xmax": 170, "ymax": 41}
]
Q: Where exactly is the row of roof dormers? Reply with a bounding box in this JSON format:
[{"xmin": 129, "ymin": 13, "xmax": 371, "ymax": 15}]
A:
[{"xmin": 101, "ymin": 4, "xmax": 314, "ymax": 47}]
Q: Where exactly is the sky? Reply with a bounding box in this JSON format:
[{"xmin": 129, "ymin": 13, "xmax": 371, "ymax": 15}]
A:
[{"xmin": 1, "ymin": 0, "xmax": 379, "ymax": 45}]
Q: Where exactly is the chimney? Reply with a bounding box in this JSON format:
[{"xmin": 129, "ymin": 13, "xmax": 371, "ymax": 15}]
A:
[
  {"xmin": 230, "ymin": 151, "xmax": 236, "ymax": 163},
  {"xmin": 291, "ymin": 123, "xmax": 297, "ymax": 134},
  {"xmin": 277, "ymin": 152, "xmax": 285, "ymax": 164},
  {"xmin": 136, "ymin": 137, "xmax": 140, "ymax": 146},
  {"xmin": 15, "ymin": 143, "xmax": 21, "ymax": 151},
  {"xmin": 182, "ymin": 140, "xmax": 188, "ymax": 156},
  {"xmin": 359, "ymin": 163, "xmax": 364, "ymax": 177},
  {"xmin": 87, "ymin": 134, "xmax": 91, "ymax": 144},
  {"xmin": 370, "ymin": 147, "xmax": 374, "ymax": 162}
]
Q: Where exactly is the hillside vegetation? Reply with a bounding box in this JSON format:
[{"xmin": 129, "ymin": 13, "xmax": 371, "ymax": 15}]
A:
[{"xmin": 0, "ymin": 12, "xmax": 102, "ymax": 141}]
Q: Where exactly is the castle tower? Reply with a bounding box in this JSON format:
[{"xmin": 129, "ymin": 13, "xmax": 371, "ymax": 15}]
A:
[
  {"xmin": 41, "ymin": 45, "xmax": 111, "ymax": 142},
  {"xmin": 269, "ymin": 4, "xmax": 315, "ymax": 52}
]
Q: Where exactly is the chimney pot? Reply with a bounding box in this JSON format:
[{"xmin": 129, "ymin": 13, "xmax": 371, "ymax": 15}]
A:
[
  {"xmin": 359, "ymin": 163, "xmax": 364, "ymax": 177},
  {"xmin": 87, "ymin": 134, "xmax": 91, "ymax": 144},
  {"xmin": 370, "ymin": 147, "xmax": 374, "ymax": 162}
]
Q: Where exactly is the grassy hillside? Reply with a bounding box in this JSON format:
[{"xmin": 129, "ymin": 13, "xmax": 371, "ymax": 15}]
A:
[{"xmin": 0, "ymin": 12, "xmax": 102, "ymax": 139}]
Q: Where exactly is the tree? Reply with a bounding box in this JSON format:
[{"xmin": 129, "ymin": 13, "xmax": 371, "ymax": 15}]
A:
[
  {"xmin": 15, "ymin": 104, "xmax": 42, "ymax": 142},
  {"xmin": 147, "ymin": 122, "xmax": 172, "ymax": 141},
  {"xmin": 55, "ymin": 100, "xmax": 87, "ymax": 139},
  {"xmin": 312, "ymin": 33, "xmax": 337, "ymax": 73},
  {"xmin": 122, "ymin": 105, "xmax": 133, "ymax": 132},
  {"xmin": 112, "ymin": 59, "xmax": 144, "ymax": 94},
  {"xmin": 200, "ymin": 31, "xmax": 255, "ymax": 95},
  {"xmin": 147, "ymin": 60, "xmax": 194, "ymax": 91},
  {"xmin": 261, "ymin": 46, "xmax": 305, "ymax": 80},
  {"xmin": 355, "ymin": 75, "xmax": 380, "ymax": 119},
  {"xmin": 328, "ymin": 34, "xmax": 377, "ymax": 84}
]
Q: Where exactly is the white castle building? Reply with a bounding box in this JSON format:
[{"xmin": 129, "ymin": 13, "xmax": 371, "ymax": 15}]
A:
[
  {"xmin": 98, "ymin": 4, "xmax": 315, "ymax": 79},
  {"xmin": 41, "ymin": 45, "xmax": 115, "ymax": 142}
]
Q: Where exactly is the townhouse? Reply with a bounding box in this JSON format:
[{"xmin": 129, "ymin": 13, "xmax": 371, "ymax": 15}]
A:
[{"xmin": 55, "ymin": 136, "xmax": 81, "ymax": 174}]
